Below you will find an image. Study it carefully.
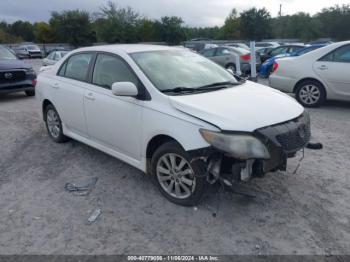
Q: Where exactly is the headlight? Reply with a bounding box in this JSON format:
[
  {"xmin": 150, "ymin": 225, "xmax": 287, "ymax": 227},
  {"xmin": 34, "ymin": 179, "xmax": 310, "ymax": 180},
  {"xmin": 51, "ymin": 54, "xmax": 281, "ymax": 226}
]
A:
[
  {"xmin": 199, "ymin": 129, "xmax": 270, "ymax": 160},
  {"xmin": 26, "ymin": 68, "xmax": 35, "ymax": 75}
]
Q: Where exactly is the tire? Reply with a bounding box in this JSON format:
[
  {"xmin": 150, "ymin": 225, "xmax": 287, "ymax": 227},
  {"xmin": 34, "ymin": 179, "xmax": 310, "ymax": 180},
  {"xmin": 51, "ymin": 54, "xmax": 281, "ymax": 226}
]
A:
[
  {"xmin": 225, "ymin": 63, "xmax": 236, "ymax": 73},
  {"xmin": 295, "ymin": 80, "xmax": 326, "ymax": 107},
  {"xmin": 151, "ymin": 141, "xmax": 208, "ymax": 206},
  {"xmin": 44, "ymin": 104, "xmax": 69, "ymax": 143},
  {"xmin": 25, "ymin": 90, "xmax": 35, "ymax": 96}
]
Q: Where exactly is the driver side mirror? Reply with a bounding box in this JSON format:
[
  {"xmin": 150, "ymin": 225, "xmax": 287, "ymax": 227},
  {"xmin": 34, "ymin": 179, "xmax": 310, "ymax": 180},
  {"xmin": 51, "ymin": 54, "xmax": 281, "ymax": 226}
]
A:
[{"xmin": 111, "ymin": 82, "xmax": 138, "ymax": 97}]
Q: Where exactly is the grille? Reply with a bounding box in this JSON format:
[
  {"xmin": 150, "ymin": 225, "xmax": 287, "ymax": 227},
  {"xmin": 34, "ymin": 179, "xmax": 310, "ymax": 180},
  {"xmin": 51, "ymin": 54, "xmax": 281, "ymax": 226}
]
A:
[
  {"xmin": 256, "ymin": 113, "xmax": 311, "ymax": 153},
  {"xmin": 0, "ymin": 70, "xmax": 26, "ymax": 83},
  {"xmin": 276, "ymin": 122, "xmax": 311, "ymax": 152}
]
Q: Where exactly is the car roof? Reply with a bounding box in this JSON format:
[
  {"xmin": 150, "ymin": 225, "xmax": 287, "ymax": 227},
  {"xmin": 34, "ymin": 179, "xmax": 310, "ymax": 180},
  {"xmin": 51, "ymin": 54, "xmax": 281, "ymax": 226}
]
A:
[
  {"xmin": 226, "ymin": 46, "xmax": 249, "ymax": 53},
  {"xmin": 74, "ymin": 44, "xmax": 180, "ymax": 54},
  {"xmin": 291, "ymin": 40, "xmax": 350, "ymax": 60}
]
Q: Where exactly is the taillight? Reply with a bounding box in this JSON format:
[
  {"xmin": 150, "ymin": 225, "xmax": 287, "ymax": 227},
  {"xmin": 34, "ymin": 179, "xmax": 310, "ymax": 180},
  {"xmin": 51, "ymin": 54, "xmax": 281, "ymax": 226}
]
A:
[
  {"xmin": 240, "ymin": 54, "xmax": 251, "ymax": 61},
  {"xmin": 32, "ymin": 79, "xmax": 37, "ymax": 87},
  {"xmin": 271, "ymin": 62, "xmax": 279, "ymax": 74}
]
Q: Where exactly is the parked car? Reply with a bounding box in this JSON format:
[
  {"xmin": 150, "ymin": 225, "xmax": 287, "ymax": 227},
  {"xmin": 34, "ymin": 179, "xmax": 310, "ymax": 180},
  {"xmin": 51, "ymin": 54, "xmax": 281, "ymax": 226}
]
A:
[
  {"xmin": 200, "ymin": 46, "xmax": 261, "ymax": 75},
  {"xmin": 255, "ymin": 42, "xmax": 280, "ymax": 48},
  {"xmin": 183, "ymin": 42, "xmax": 217, "ymax": 52},
  {"xmin": 42, "ymin": 50, "xmax": 69, "ymax": 66},
  {"xmin": 260, "ymin": 44, "xmax": 327, "ymax": 78},
  {"xmin": 224, "ymin": 42, "xmax": 250, "ymax": 50},
  {"xmin": 256, "ymin": 47, "xmax": 274, "ymax": 57},
  {"xmin": 0, "ymin": 45, "xmax": 36, "ymax": 96},
  {"xmin": 13, "ymin": 44, "xmax": 42, "ymax": 59},
  {"xmin": 36, "ymin": 45, "xmax": 311, "ymax": 206},
  {"xmin": 269, "ymin": 41, "xmax": 350, "ymax": 107},
  {"xmin": 260, "ymin": 44, "xmax": 305, "ymax": 63}
]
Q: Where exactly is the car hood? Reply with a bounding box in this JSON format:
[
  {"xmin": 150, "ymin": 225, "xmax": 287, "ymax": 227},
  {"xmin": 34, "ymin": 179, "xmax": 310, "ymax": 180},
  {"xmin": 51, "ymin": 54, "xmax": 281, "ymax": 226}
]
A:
[
  {"xmin": 169, "ymin": 81, "xmax": 304, "ymax": 132},
  {"xmin": 0, "ymin": 59, "xmax": 31, "ymax": 70}
]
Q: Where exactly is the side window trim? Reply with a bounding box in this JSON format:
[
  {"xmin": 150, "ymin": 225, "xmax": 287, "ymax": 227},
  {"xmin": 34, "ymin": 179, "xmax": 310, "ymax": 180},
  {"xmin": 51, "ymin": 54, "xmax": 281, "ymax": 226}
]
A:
[
  {"xmin": 56, "ymin": 51, "xmax": 95, "ymax": 83},
  {"xmin": 318, "ymin": 44, "xmax": 350, "ymax": 63},
  {"xmin": 90, "ymin": 51, "xmax": 151, "ymax": 101}
]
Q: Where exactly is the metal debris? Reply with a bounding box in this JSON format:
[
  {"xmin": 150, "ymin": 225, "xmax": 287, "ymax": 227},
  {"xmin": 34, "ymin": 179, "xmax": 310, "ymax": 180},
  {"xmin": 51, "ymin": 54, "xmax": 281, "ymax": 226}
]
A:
[
  {"xmin": 87, "ymin": 208, "xmax": 101, "ymax": 224},
  {"xmin": 64, "ymin": 177, "xmax": 99, "ymax": 196}
]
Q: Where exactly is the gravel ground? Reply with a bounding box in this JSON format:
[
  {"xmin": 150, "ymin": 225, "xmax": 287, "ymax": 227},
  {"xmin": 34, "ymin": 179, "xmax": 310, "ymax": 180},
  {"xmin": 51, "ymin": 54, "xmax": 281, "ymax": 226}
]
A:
[{"xmin": 0, "ymin": 59, "xmax": 349, "ymax": 255}]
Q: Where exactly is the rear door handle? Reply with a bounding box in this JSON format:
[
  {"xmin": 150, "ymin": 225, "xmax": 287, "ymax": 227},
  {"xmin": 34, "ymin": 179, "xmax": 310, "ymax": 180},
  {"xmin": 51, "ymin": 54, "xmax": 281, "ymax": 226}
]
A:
[
  {"xmin": 318, "ymin": 65, "xmax": 328, "ymax": 70},
  {"xmin": 85, "ymin": 92, "xmax": 95, "ymax": 101},
  {"xmin": 52, "ymin": 83, "xmax": 60, "ymax": 89}
]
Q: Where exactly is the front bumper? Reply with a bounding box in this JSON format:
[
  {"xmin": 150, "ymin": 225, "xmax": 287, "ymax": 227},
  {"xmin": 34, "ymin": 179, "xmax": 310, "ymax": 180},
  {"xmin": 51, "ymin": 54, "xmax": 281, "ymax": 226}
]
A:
[
  {"xmin": 192, "ymin": 113, "xmax": 311, "ymax": 183},
  {"xmin": 29, "ymin": 52, "xmax": 42, "ymax": 58},
  {"xmin": 0, "ymin": 74, "xmax": 36, "ymax": 94}
]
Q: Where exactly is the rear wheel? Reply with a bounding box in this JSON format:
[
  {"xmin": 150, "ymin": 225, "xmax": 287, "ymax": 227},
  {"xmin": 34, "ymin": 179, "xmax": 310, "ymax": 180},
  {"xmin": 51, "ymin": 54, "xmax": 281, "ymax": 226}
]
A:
[
  {"xmin": 25, "ymin": 90, "xmax": 35, "ymax": 96},
  {"xmin": 295, "ymin": 80, "xmax": 326, "ymax": 107},
  {"xmin": 151, "ymin": 141, "xmax": 207, "ymax": 206},
  {"xmin": 225, "ymin": 63, "xmax": 236, "ymax": 73},
  {"xmin": 44, "ymin": 104, "xmax": 69, "ymax": 143}
]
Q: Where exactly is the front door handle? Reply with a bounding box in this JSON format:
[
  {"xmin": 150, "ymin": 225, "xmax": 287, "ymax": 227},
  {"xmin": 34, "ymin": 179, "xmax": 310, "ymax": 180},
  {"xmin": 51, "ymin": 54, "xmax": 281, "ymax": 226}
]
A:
[
  {"xmin": 318, "ymin": 65, "xmax": 328, "ymax": 70},
  {"xmin": 85, "ymin": 92, "xmax": 95, "ymax": 101}
]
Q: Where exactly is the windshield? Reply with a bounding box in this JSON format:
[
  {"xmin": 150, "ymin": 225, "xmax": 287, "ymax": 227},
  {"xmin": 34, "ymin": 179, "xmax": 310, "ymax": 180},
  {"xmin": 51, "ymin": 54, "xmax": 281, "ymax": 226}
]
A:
[
  {"xmin": 131, "ymin": 50, "xmax": 237, "ymax": 91},
  {"xmin": 0, "ymin": 46, "xmax": 17, "ymax": 60},
  {"xmin": 27, "ymin": 45, "xmax": 39, "ymax": 51}
]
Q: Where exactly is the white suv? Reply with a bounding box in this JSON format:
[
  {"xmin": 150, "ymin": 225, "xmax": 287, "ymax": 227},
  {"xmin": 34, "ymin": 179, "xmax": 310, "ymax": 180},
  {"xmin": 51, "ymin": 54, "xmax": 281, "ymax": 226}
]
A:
[{"xmin": 36, "ymin": 45, "xmax": 311, "ymax": 206}]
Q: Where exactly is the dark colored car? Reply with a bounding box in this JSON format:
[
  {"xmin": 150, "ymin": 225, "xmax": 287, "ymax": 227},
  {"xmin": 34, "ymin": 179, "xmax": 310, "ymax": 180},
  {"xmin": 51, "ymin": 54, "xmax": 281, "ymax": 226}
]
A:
[
  {"xmin": 260, "ymin": 45, "xmax": 305, "ymax": 63},
  {"xmin": 0, "ymin": 46, "xmax": 36, "ymax": 96}
]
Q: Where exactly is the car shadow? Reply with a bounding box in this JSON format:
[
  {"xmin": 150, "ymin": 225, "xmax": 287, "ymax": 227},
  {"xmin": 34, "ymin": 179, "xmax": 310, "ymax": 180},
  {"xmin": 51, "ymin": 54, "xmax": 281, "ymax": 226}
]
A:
[
  {"xmin": 322, "ymin": 100, "xmax": 350, "ymax": 109},
  {"xmin": 0, "ymin": 93, "xmax": 32, "ymax": 102}
]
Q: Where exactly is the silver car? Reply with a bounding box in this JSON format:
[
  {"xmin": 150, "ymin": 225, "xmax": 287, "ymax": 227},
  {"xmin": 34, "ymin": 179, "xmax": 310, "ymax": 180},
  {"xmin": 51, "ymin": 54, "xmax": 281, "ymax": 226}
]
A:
[
  {"xmin": 42, "ymin": 50, "xmax": 69, "ymax": 66},
  {"xmin": 201, "ymin": 46, "xmax": 261, "ymax": 75}
]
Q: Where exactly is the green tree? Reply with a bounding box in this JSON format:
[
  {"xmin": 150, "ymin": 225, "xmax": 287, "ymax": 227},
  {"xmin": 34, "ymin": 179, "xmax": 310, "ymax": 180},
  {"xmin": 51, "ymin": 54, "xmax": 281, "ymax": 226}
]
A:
[
  {"xmin": 94, "ymin": 1, "xmax": 140, "ymax": 43},
  {"xmin": 271, "ymin": 13, "xmax": 321, "ymax": 41},
  {"xmin": 8, "ymin": 20, "xmax": 34, "ymax": 41},
  {"xmin": 137, "ymin": 18, "xmax": 158, "ymax": 42},
  {"xmin": 50, "ymin": 10, "xmax": 95, "ymax": 47},
  {"xmin": 0, "ymin": 28, "xmax": 22, "ymax": 43},
  {"xmin": 222, "ymin": 9, "xmax": 241, "ymax": 39},
  {"xmin": 34, "ymin": 22, "xmax": 55, "ymax": 43},
  {"xmin": 239, "ymin": 8, "xmax": 271, "ymax": 40},
  {"xmin": 316, "ymin": 5, "xmax": 350, "ymax": 40},
  {"xmin": 156, "ymin": 16, "xmax": 185, "ymax": 45}
]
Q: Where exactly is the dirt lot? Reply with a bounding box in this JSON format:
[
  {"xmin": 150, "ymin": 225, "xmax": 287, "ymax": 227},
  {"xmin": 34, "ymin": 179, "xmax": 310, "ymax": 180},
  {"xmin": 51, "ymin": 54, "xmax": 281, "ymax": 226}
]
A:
[{"xmin": 0, "ymin": 59, "xmax": 349, "ymax": 255}]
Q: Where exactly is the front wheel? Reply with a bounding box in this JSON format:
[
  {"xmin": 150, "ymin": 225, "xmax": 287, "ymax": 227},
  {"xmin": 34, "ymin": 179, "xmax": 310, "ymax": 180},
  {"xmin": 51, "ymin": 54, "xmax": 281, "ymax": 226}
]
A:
[
  {"xmin": 295, "ymin": 80, "xmax": 326, "ymax": 107},
  {"xmin": 151, "ymin": 141, "xmax": 207, "ymax": 206},
  {"xmin": 44, "ymin": 104, "xmax": 69, "ymax": 143}
]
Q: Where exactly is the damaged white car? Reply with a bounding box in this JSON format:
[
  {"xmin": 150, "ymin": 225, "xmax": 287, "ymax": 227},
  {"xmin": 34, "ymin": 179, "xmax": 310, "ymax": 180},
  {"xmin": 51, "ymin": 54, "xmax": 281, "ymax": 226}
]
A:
[{"xmin": 36, "ymin": 45, "xmax": 311, "ymax": 206}]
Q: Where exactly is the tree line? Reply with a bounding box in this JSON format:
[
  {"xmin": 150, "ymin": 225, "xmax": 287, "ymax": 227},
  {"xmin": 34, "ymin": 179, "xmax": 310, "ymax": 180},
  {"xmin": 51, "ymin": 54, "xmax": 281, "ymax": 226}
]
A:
[{"xmin": 0, "ymin": 2, "xmax": 349, "ymax": 47}]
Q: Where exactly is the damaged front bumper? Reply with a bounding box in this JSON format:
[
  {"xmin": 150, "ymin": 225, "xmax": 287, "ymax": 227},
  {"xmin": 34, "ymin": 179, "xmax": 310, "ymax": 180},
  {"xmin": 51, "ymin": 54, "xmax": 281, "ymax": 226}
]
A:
[{"xmin": 192, "ymin": 112, "xmax": 311, "ymax": 184}]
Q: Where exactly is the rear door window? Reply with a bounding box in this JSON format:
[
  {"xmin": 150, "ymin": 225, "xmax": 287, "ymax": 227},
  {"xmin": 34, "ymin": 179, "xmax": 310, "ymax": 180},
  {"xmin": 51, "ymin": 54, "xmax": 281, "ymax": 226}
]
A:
[
  {"xmin": 60, "ymin": 53, "xmax": 93, "ymax": 81},
  {"xmin": 201, "ymin": 48, "xmax": 216, "ymax": 57},
  {"xmin": 216, "ymin": 48, "xmax": 231, "ymax": 56},
  {"xmin": 321, "ymin": 45, "xmax": 350, "ymax": 63}
]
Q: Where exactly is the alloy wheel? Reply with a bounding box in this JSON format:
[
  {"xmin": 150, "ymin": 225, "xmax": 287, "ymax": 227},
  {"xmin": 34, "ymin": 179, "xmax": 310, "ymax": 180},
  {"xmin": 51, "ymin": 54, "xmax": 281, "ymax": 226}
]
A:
[
  {"xmin": 46, "ymin": 109, "xmax": 61, "ymax": 138},
  {"xmin": 156, "ymin": 153, "xmax": 196, "ymax": 199},
  {"xmin": 299, "ymin": 84, "xmax": 321, "ymax": 105}
]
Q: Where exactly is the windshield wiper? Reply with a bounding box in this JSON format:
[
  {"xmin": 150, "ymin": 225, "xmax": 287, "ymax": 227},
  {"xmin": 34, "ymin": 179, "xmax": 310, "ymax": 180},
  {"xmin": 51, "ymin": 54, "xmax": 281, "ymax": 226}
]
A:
[
  {"xmin": 161, "ymin": 87, "xmax": 197, "ymax": 94},
  {"xmin": 161, "ymin": 80, "xmax": 246, "ymax": 95},
  {"xmin": 196, "ymin": 80, "xmax": 245, "ymax": 90}
]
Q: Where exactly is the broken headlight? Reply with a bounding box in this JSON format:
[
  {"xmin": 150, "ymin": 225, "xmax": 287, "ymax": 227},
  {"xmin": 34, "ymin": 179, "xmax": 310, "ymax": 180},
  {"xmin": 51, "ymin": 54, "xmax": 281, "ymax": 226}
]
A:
[{"xmin": 199, "ymin": 129, "xmax": 270, "ymax": 160}]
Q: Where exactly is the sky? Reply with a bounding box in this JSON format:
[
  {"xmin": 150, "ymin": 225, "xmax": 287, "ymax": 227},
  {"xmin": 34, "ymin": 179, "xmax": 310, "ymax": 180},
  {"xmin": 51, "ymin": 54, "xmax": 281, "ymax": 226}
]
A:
[{"xmin": 0, "ymin": 0, "xmax": 348, "ymax": 27}]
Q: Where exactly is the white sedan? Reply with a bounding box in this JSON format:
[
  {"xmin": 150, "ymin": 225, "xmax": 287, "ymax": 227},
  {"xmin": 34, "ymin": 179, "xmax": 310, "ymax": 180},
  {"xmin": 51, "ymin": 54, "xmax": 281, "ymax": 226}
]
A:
[
  {"xmin": 42, "ymin": 50, "xmax": 69, "ymax": 66},
  {"xmin": 269, "ymin": 41, "xmax": 350, "ymax": 107},
  {"xmin": 36, "ymin": 45, "xmax": 311, "ymax": 206}
]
